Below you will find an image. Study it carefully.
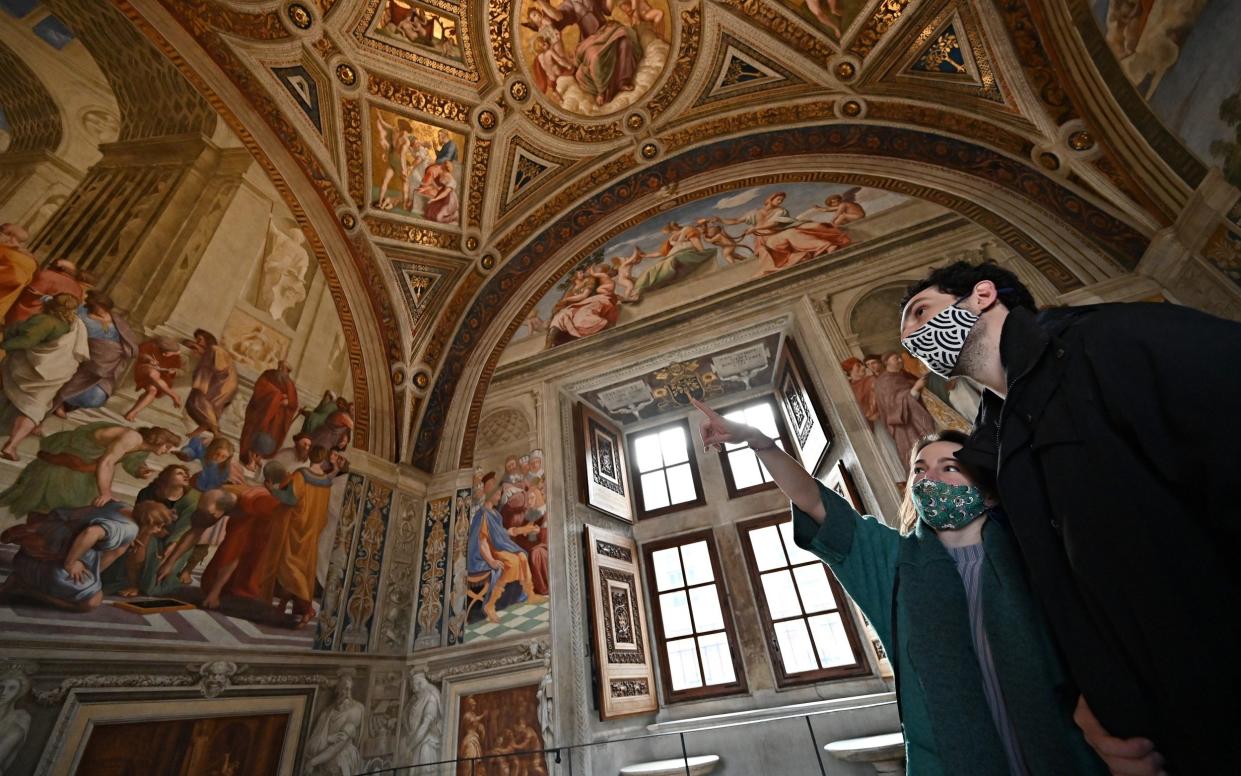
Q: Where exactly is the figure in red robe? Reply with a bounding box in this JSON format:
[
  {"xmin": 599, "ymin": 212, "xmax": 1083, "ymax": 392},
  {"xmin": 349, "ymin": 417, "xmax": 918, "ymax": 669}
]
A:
[
  {"xmin": 239, "ymin": 360, "xmax": 299, "ymax": 468},
  {"xmin": 5, "ymin": 259, "xmax": 84, "ymax": 327}
]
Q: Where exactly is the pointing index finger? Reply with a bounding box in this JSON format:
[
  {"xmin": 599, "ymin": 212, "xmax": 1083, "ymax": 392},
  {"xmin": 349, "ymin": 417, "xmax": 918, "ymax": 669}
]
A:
[{"xmin": 689, "ymin": 397, "xmax": 720, "ymax": 419}]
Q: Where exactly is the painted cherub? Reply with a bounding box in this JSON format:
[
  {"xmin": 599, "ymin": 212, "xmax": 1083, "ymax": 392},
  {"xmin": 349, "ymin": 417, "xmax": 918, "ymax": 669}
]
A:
[
  {"xmin": 619, "ymin": 0, "xmax": 666, "ymax": 38},
  {"xmin": 808, "ymin": 187, "xmax": 867, "ymax": 227},
  {"xmin": 806, "ymin": 0, "xmax": 842, "ymax": 36},
  {"xmin": 611, "ymin": 246, "xmax": 645, "ymax": 302},
  {"xmin": 524, "ymin": 7, "xmax": 575, "ymax": 97}
]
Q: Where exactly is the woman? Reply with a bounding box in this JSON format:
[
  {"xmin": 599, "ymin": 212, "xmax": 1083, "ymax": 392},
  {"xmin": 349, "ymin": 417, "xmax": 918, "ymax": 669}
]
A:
[{"xmin": 693, "ymin": 399, "xmax": 1105, "ymax": 776}]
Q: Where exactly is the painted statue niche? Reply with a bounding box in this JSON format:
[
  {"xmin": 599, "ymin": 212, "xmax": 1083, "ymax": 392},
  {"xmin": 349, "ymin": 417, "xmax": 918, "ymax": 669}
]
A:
[
  {"xmin": 456, "ymin": 684, "xmax": 547, "ymax": 776},
  {"xmin": 507, "ymin": 182, "xmax": 914, "ymax": 356},
  {"xmin": 372, "ymin": 0, "xmax": 465, "ymax": 60},
  {"xmin": 517, "ymin": 0, "xmax": 672, "ymax": 116},
  {"xmin": 446, "ymin": 446, "xmax": 550, "ymax": 646},
  {"xmin": 368, "ymin": 106, "xmax": 465, "ymax": 225}
]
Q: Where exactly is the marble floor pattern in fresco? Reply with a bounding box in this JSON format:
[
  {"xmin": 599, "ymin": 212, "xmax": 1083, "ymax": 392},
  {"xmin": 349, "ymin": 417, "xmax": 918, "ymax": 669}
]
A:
[
  {"xmin": 463, "ymin": 600, "xmax": 550, "ymax": 643},
  {"xmin": 0, "ymin": 561, "xmax": 318, "ymax": 649}
]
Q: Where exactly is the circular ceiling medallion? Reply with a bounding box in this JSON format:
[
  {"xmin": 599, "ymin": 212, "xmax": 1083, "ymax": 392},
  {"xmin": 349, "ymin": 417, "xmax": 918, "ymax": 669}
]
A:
[
  {"xmin": 840, "ymin": 100, "xmax": 863, "ymax": 118},
  {"xmin": 516, "ymin": 1, "xmax": 674, "ymax": 117},
  {"xmin": 465, "ymin": 235, "xmax": 480, "ymax": 251},
  {"xmin": 1068, "ymin": 130, "xmax": 1095, "ymax": 152},
  {"xmin": 834, "ymin": 61, "xmax": 857, "ymax": 81},
  {"xmin": 412, "ymin": 370, "xmax": 431, "ymax": 390},
  {"xmin": 479, "ymin": 254, "xmax": 497, "ymax": 272},
  {"xmin": 639, "ymin": 142, "xmax": 659, "ymax": 160},
  {"xmin": 286, "ymin": 3, "xmax": 313, "ymax": 30},
  {"xmin": 1037, "ymin": 151, "xmax": 1061, "ymax": 171},
  {"xmin": 339, "ymin": 212, "xmax": 357, "ymax": 230},
  {"xmin": 509, "ymin": 80, "xmax": 531, "ymax": 103},
  {"xmin": 477, "ymin": 110, "xmax": 498, "ymax": 131},
  {"xmin": 335, "ymin": 63, "xmax": 357, "ymax": 86},
  {"xmin": 626, "ymin": 112, "xmax": 646, "ymax": 131}
]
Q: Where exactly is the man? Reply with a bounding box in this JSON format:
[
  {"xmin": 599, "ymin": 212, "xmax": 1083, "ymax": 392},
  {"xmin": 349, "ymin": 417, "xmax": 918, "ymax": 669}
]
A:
[
  {"xmin": 899, "ymin": 260, "xmax": 1240, "ymax": 775},
  {"xmin": 239, "ymin": 360, "xmax": 299, "ymax": 468},
  {"xmin": 5, "ymin": 257, "xmax": 83, "ymax": 327},
  {"xmin": 0, "ymin": 223, "xmax": 38, "ymax": 323},
  {"xmin": 467, "ymin": 472, "xmax": 547, "ymax": 623}
]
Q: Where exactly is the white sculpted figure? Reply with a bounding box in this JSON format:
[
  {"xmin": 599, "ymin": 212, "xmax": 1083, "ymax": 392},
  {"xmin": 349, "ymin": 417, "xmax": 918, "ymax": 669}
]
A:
[
  {"xmin": 305, "ymin": 669, "xmax": 365, "ymax": 776},
  {"xmin": 0, "ymin": 663, "xmax": 33, "ymax": 776},
  {"xmin": 403, "ymin": 670, "xmax": 442, "ymax": 765},
  {"xmin": 259, "ymin": 221, "xmax": 311, "ymax": 322}
]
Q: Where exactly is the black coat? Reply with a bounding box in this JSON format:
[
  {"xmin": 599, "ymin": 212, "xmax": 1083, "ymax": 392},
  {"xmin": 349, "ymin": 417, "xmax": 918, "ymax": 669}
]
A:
[{"xmin": 957, "ymin": 304, "xmax": 1241, "ymax": 774}]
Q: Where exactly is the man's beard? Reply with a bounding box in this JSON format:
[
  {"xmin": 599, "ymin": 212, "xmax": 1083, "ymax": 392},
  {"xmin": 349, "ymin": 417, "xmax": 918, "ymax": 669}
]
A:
[{"xmin": 952, "ymin": 319, "xmax": 988, "ymax": 379}]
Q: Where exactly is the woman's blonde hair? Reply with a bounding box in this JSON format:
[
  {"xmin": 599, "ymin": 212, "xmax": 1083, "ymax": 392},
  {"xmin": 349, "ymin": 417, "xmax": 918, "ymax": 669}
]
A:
[{"xmin": 897, "ymin": 429, "xmax": 986, "ymax": 535}]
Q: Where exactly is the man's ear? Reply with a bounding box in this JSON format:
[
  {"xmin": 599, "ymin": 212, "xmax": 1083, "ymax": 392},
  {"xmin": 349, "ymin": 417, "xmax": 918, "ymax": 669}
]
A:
[{"xmin": 968, "ymin": 279, "xmax": 999, "ymax": 313}]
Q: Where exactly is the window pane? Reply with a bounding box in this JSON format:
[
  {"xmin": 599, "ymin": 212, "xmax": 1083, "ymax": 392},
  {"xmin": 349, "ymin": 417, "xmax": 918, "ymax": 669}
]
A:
[
  {"xmin": 659, "ymin": 426, "xmax": 689, "ymax": 465},
  {"xmin": 747, "ymin": 525, "xmax": 787, "ymax": 572},
  {"xmin": 809, "ymin": 613, "xmax": 855, "ymax": 668},
  {"xmin": 779, "ymin": 520, "xmax": 821, "ymax": 565},
  {"xmin": 633, "ymin": 433, "xmax": 664, "ymax": 473},
  {"xmin": 667, "ymin": 637, "xmax": 703, "ymax": 690},
  {"xmin": 698, "ymin": 632, "xmax": 737, "ymax": 685},
  {"xmin": 651, "ymin": 547, "xmax": 684, "ymax": 591},
  {"xmin": 760, "ymin": 570, "xmax": 802, "ymax": 620},
  {"xmin": 688, "ymin": 584, "xmax": 724, "ymax": 632},
  {"xmin": 793, "ymin": 564, "xmax": 836, "ymax": 613},
  {"xmin": 660, "ymin": 591, "xmax": 693, "ymax": 638},
  {"xmin": 666, "ymin": 463, "xmax": 697, "ymax": 504},
  {"xmin": 727, "ymin": 449, "xmax": 763, "ymax": 490},
  {"xmin": 774, "ymin": 619, "xmax": 819, "ymax": 674},
  {"xmin": 722, "ymin": 410, "xmax": 747, "ymax": 450},
  {"xmin": 745, "ymin": 402, "xmax": 780, "ymax": 439},
  {"xmin": 641, "ymin": 471, "xmax": 670, "ymax": 511},
  {"xmin": 680, "ymin": 541, "xmax": 714, "ymax": 585}
]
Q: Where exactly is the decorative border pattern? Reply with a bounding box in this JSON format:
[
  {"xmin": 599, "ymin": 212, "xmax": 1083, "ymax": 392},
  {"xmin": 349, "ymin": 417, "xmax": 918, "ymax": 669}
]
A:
[
  {"xmin": 341, "ymin": 479, "xmax": 394, "ymax": 652},
  {"xmin": 849, "ymin": 0, "xmax": 913, "ymax": 59},
  {"xmin": 350, "ymin": 0, "xmax": 480, "ymax": 83},
  {"xmin": 413, "ymin": 495, "xmax": 452, "ymax": 647},
  {"xmin": 315, "ymin": 473, "xmax": 368, "ymax": 650},
  {"xmin": 715, "ymin": 0, "xmax": 835, "ymax": 63},
  {"xmin": 374, "ymin": 491, "xmax": 422, "ymax": 653},
  {"xmin": 412, "ymin": 123, "xmax": 1148, "ymax": 470}
]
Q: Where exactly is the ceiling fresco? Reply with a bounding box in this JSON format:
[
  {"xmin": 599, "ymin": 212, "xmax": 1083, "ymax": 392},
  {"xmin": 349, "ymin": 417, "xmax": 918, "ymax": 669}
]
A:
[{"xmin": 14, "ymin": 0, "xmax": 1235, "ymax": 467}]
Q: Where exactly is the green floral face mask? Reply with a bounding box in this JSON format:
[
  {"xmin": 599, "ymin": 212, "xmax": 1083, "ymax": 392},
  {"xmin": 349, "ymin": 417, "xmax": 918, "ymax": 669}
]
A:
[{"xmin": 910, "ymin": 478, "xmax": 987, "ymax": 531}]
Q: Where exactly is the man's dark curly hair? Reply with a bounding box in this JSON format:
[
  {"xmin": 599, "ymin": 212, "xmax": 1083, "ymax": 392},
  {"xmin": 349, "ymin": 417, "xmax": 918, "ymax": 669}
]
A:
[{"xmin": 900, "ymin": 260, "xmax": 1037, "ymax": 313}]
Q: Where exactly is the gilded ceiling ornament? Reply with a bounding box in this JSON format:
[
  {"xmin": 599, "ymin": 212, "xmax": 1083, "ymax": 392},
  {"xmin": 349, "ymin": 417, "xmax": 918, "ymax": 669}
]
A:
[
  {"xmin": 413, "ymin": 370, "xmax": 431, "ymax": 389},
  {"xmin": 626, "ymin": 112, "xmax": 646, "ymax": 131},
  {"xmin": 351, "ymin": 0, "xmax": 479, "ymax": 83},
  {"xmin": 850, "ymin": 0, "xmax": 912, "ymax": 59},
  {"xmin": 465, "ymin": 235, "xmax": 480, "ymax": 251},
  {"xmin": 468, "ymin": 137, "xmax": 492, "ymax": 228},
  {"xmin": 525, "ymin": 102, "xmax": 624, "ymax": 142},
  {"xmin": 477, "ymin": 109, "xmax": 498, "ymax": 131},
  {"xmin": 364, "ymin": 215, "xmax": 463, "ymax": 250},
  {"xmin": 163, "ymin": 0, "xmax": 290, "ymax": 39},
  {"xmin": 336, "ymin": 63, "xmax": 357, "ymax": 85},
  {"xmin": 509, "ymin": 80, "xmax": 531, "ymax": 102},
  {"xmin": 367, "ymin": 73, "xmax": 470, "ymax": 123},
  {"xmin": 342, "ymin": 99, "xmax": 366, "ymax": 204},
  {"xmin": 340, "ymin": 212, "xmax": 358, "ymax": 229},
  {"xmin": 1037, "ymin": 151, "xmax": 1060, "ymax": 171},
  {"xmin": 1068, "ymin": 130, "xmax": 1095, "ymax": 151},
  {"xmin": 490, "ymin": 0, "xmax": 517, "ymax": 76},
  {"xmin": 640, "ymin": 142, "xmax": 659, "ymax": 160},
  {"xmin": 834, "ymin": 61, "xmax": 857, "ymax": 81},
  {"xmin": 841, "ymin": 100, "xmax": 863, "ymax": 117},
  {"xmin": 714, "ymin": 0, "xmax": 832, "ymax": 64},
  {"xmin": 642, "ymin": 2, "xmax": 701, "ymax": 119},
  {"xmin": 287, "ymin": 2, "xmax": 313, "ymax": 30},
  {"xmin": 480, "ymin": 254, "xmax": 497, "ymax": 271},
  {"xmin": 866, "ymin": 100, "xmax": 1031, "ymax": 156}
]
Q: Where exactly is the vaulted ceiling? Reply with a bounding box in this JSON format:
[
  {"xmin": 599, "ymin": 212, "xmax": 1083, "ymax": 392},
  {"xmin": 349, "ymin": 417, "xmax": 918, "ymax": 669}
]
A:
[{"xmin": 115, "ymin": 0, "xmax": 1206, "ymax": 470}]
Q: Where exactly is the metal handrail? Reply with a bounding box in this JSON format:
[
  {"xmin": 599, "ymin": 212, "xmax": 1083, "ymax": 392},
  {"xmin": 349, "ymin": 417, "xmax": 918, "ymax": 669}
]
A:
[{"xmin": 356, "ymin": 697, "xmax": 899, "ymax": 776}]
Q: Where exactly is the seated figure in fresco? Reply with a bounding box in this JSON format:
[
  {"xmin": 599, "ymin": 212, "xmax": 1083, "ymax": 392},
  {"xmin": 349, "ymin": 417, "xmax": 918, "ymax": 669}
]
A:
[
  {"xmin": 467, "ymin": 472, "xmax": 548, "ymax": 623},
  {"xmin": 0, "ymin": 500, "xmax": 139, "ymax": 612},
  {"xmin": 500, "ymin": 489, "xmax": 549, "ymax": 597},
  {"xmin": 629, "ymin": 221, "xmax": 717, "ymax": 297},
  {"xmin": 0, "ymin": 422, "xmax": 179, "ymax": 517}
]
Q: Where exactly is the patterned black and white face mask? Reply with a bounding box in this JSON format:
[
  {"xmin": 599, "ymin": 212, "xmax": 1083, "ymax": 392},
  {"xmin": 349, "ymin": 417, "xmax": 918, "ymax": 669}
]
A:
[{"xmin": 901, "ymin": 298, "xmax": 980, "ymax": 378}]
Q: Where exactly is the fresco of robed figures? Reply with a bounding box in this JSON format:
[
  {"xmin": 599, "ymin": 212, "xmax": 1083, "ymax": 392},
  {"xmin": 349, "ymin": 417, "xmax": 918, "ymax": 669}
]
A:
[
  {"xmin": 456, "ymin": 684, "xmax": 548, "ymax": 776},
  {"xmin": 1093, "ymin": 0, "xmax": 1241, "ymax": 189},
  {"xmin": 777, "ymin": 0, "xmax": 870, "ymax": 39},
  {"xmin": 372, "ymin": 0, "xmax": 465, "ymax": 60},
  {"xmin": 368, "ymin": 106, "xmax": 466, "ymax": 224},
  {"xmin": 446, "ymin": 447, "xmax": 550, "ymax": 645},
  {"xmin": 76, "ymin": 713, "xmax": 289, "ymax": 776},
  {"xmin": 517, "ymin": 0, "xmax": 672, "ymax": 116},
  {"xmin": 507, "ymin": 183, "xmax": 912, "ymax": 356},
  {"xmin": 0, "ymin": 158, "xmax": 355, "ymax": 652}
]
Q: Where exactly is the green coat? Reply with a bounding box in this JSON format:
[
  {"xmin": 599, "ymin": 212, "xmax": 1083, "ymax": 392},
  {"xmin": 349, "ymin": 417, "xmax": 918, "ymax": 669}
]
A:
[{"xmin": 792, "ymin": 483, "xmax": 1105, "ymax": 776}]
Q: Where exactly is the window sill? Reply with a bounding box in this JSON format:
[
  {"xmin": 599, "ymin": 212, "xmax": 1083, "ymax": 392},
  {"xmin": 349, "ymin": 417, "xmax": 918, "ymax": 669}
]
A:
[{"xmin": 645, "ymin": 690, "xmax": 896, "ymax": 735}]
